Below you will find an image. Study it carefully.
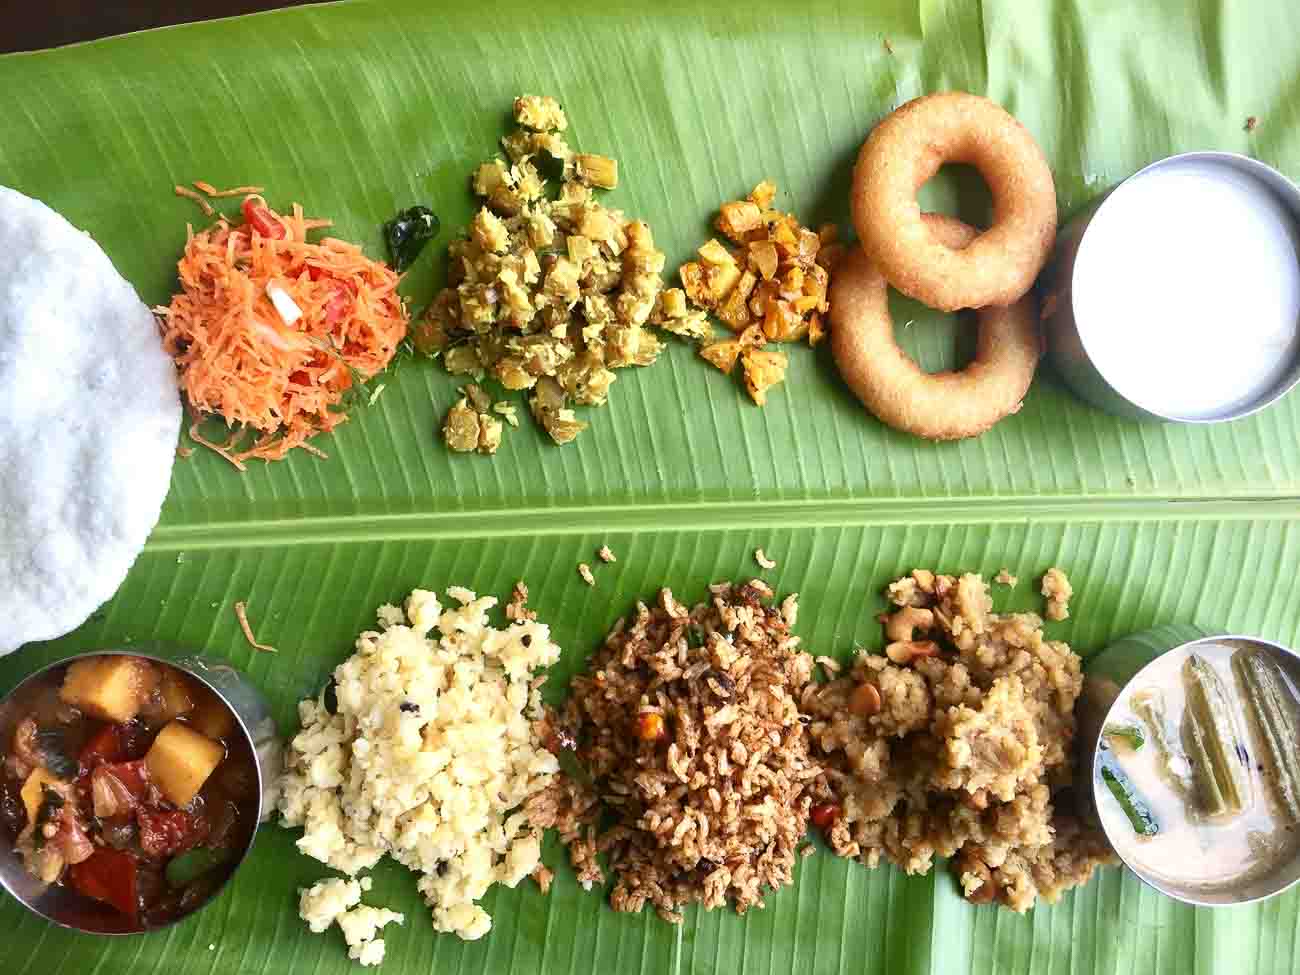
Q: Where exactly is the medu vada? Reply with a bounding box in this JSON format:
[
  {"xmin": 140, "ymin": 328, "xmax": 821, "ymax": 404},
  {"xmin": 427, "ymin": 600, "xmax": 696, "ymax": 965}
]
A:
[
  {"xmin": 829, "ymin": 214, "xmax": 1041, "ymax": 441},
  {"xmin": 852, "ymin": 91, "xmax": 1056, "ymax": 311}
]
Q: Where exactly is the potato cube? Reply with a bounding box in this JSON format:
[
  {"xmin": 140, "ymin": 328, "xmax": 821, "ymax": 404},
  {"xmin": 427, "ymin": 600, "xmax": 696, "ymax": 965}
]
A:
[
  {"xmin": 140, "ymin": 667, "xmax": 198, "ymax": 724},
  {"xmin": 157, "ymin": 670, "xmax": 195, "ymax": 722},
  {"xmin": 21, "ymin": 768, "xmax": 59, "ymax": 826},
  {"xmin": 495, "ymin": 357, "xmax": 538, "ymax": 391},
  {"xmin": 187, "ymin": 691, "xmax": 236, "ymax": 742},
  {"xmin": 146, "ymin": 722, "xmax": 225, "ymax": 808},
  {"xmin": 60, "ymin": 655, "xmax": 158, "ymax": 723}
]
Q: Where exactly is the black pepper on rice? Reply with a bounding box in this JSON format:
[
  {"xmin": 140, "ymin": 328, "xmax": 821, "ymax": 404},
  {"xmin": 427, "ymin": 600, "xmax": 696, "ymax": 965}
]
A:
[{"xmin": 534, "ymin": 579, "xmax": 820, "ymax": 923}]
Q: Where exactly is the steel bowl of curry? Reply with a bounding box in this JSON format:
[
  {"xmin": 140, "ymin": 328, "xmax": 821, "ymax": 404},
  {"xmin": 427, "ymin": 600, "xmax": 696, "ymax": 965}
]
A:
[{"xmin": 0, "ymin": 649, "xmax": 280, "ymax": 934}]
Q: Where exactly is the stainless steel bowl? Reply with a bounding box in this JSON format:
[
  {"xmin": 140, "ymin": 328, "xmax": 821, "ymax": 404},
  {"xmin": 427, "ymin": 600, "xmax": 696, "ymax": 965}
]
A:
[
  {"xmin": 1079, "ymin": 627, "xmax": 1300, "ymax": 906},
  {"xmin": 0, "ymin": 646, "xmax": 281, "ymax": 934},
  {"xmin": 1042, "ymin": 151, "xmax": 1300, "ymax": 423}
]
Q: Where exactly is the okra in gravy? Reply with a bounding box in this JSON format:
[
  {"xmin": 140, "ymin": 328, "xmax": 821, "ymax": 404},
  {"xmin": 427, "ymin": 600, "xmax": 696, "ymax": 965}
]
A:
[{"xmin": 1096, "ymin": 641, "xmax": 1300, "ymax": 891}]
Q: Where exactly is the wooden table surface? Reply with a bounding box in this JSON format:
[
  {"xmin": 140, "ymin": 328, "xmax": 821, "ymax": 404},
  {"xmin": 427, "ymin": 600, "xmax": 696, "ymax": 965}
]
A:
[{"xmin": 1, "ymin": 1, "xmax": 312, "ymax": 54}]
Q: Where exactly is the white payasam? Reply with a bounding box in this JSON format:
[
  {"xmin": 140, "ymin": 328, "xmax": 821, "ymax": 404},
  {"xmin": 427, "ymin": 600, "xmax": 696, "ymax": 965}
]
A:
[
  {"xmin": 0, "ymin": 185, "xmax": 181, "ymax": 655},
  {"xmin": 279, "ymin": 587, "xmax": 561, "ymax": 942}
]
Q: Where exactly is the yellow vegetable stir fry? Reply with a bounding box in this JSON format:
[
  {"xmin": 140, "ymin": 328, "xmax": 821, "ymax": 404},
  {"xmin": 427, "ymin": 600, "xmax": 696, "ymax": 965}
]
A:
[
  {"xmin": 419, "ymin": 95, "xmax": 707, "ymax": 446},
  {"xmin": 682, "ymin": 181, "xmax": 842, "ymax": 406}
]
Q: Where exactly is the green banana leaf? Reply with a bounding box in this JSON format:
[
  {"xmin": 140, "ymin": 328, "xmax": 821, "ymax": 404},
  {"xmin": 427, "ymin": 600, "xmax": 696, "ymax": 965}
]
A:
[{"xmin": 2, "ymin": 0, "xmax": 1299, "ymax": 972}]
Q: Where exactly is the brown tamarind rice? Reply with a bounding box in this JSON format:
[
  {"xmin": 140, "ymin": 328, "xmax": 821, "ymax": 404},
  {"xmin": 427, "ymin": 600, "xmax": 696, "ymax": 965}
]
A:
[
  {"xmin": 804, "ymin": 569, "xmax": 1116, "ymax": 911},
  {"xmin": 533, "ymin": 580, "xmax": 818, "ymax": 923}
]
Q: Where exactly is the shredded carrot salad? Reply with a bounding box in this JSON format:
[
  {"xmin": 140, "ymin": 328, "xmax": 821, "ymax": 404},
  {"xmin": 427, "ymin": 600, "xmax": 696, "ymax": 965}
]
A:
[{"xmin": 157, "ymin": 196, "xmax": 408, "ymax": 469}]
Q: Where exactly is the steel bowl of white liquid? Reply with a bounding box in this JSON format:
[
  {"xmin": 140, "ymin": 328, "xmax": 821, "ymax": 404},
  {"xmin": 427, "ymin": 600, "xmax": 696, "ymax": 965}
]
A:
[{"xmin": 1042, "ymin": 152, "xmax": 1300, "ymax": 422}]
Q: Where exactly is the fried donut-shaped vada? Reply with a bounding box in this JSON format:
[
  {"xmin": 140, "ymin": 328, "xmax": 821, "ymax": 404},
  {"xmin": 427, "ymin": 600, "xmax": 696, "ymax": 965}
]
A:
[
  {"xmin": 830, "ymin": 214, "xmax": 1041, "ymax": 441},
  {"xmin": 852, "ymin": 91, "xmax": 1056, "ymax": 311}
]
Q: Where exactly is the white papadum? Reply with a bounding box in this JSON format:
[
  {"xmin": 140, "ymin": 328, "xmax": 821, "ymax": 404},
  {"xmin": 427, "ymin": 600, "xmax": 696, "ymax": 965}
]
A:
[{"xmin": 0, "ymin": 185, "xmax": 180, "ymax": 655}]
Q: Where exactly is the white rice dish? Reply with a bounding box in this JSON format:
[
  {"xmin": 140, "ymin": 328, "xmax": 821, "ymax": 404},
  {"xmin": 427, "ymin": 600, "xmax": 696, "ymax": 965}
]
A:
[
  {"xmin": 279, "ymin": 587, "xmax": 561, "ymax": 943},
  {"xmin": 0, "ymin": 185, "xmax": 180, "ymax": 654},
  {"xmin": 299, "ymin": 877, "xmax": 405, "ymax": 967}
]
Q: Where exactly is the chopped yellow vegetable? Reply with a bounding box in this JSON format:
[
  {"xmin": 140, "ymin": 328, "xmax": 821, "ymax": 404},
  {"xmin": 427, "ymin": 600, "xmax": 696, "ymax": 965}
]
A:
[
  {"xmin": 659, "ymin": 287, "xmax": 688, "ymax": 319},
  {"xmin": 762, "ymin": 300, "xmax": 803, "ymax": 342},
  {"xmin": 679, "ymin": 262, "xmax": 709, "ymax": 306},
  {"xmin": 146, "ymin": 721, "xmax": 226, "ymax": 808},
  {"xmin": 741, "ymin": 348, "xmax": 789, "ymax": 406},
  {"xmin": 749, "ymin": 180, "xmax": 777, "ymax": 209},
  {"xmin": 717, "ymin": 283, "xmax": 752, "ymax": 332},
  {"xmin": 749, "ymin": 240, "xmax": 780, "ymax": 281},
  {"xmin": 697, "ymin": 238, "xmax": 736, "ymax": 267},
  {"xmin": 705, "ymin": 261, "xmax": 742, "ymax": 303},
  {"xmin": 715, "ymin": 201, "xmax": 763, "ymax": 242},
  {"xmin": 675, "ymin": 180, "xmax": 836, "ymax": 407},
  {"xmin": 574, "ymin": 153, "xmax": 618, "ymax": 189},
  {"xmin": 513, "ymin": 94, "xmax": 567, "ymax": 132},
  {"xmin": 59, "ymin": 655, "xmax": 158, "ymax": 723},
  {"xmin": 700, "ymin": 339, "xmax": 743, "ymax": 374},
  {"xmin": 156, "ymin": 669, "xmax": 196, "ymax": 723},
  {"xmin": 21, "ymin": 768, "xmax": 58, "ymax": 825},
  {"xmin": 809, "ymin": 312, "xmax": 826, "ymax": 346},
  {"xmin": 187, "ymin": 695, "xmax": 236, "ymax": 742},
  {"xmin": 797, "ymin": 227, "xmax": 821, "ymax": 261}
]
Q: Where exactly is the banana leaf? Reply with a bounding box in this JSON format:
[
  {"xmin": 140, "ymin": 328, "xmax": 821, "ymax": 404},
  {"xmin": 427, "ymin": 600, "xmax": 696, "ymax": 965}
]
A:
[{"xmin": 1, "ymin": 1, "xmax": 1299, "ymax": 973}]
